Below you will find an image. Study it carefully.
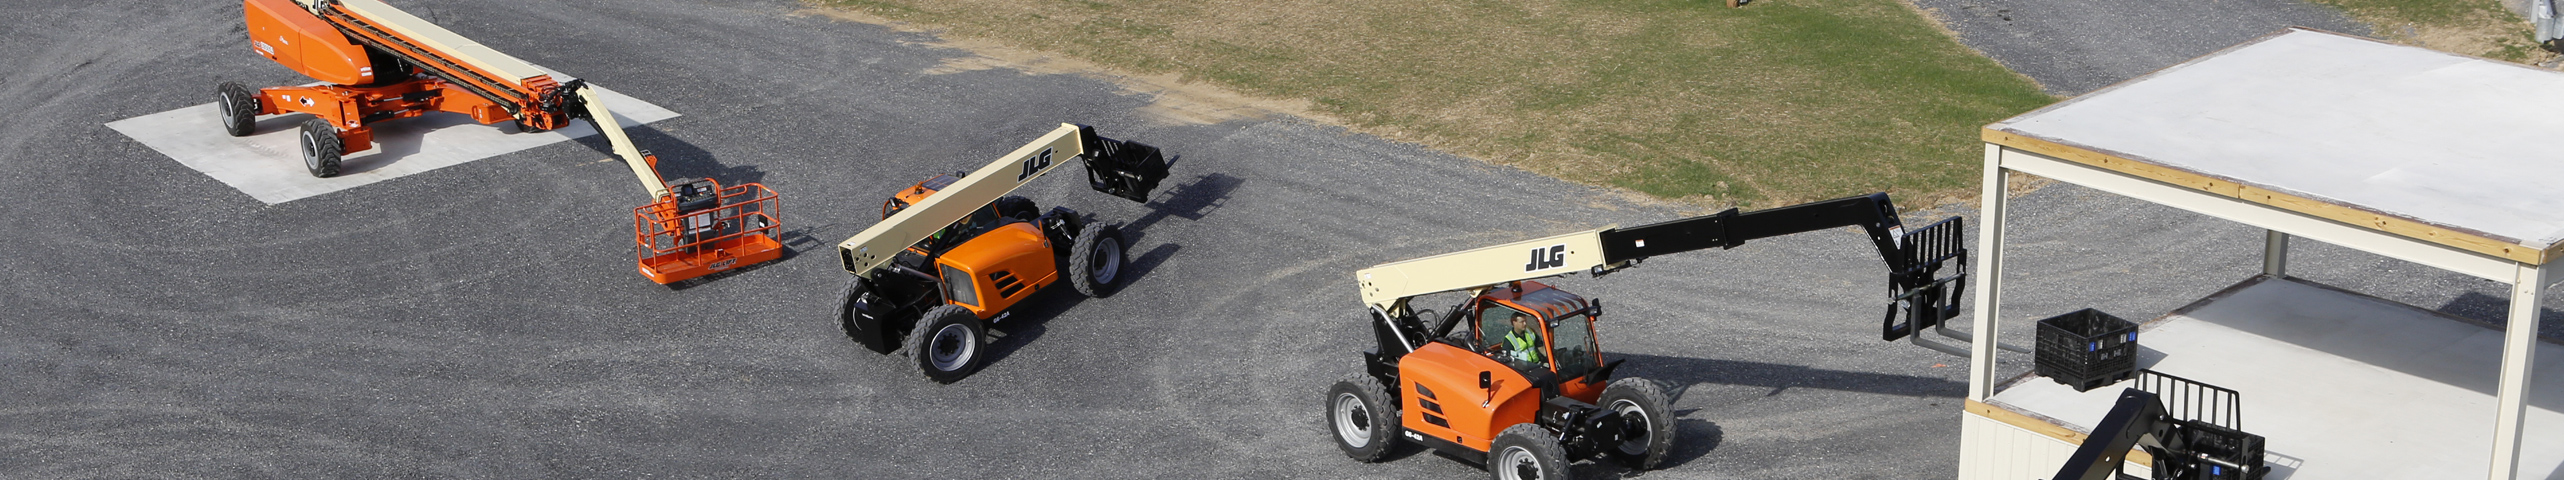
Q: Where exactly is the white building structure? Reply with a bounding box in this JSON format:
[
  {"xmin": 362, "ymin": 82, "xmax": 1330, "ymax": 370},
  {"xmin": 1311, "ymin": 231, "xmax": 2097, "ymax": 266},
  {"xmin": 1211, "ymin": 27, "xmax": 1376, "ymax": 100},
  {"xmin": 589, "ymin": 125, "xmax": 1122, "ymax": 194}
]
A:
[{"xmin": 1961, "ymin": 29, "xmax": 2564, "ymax": 480}]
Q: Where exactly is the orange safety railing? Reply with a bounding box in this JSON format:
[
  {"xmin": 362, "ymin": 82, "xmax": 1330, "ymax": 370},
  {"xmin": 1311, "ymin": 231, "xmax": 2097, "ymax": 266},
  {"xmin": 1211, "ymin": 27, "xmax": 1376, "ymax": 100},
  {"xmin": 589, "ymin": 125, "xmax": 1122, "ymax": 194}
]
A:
[{"xmin": 632, "ymin": 181, "xmax": 783, "ymax": 284}]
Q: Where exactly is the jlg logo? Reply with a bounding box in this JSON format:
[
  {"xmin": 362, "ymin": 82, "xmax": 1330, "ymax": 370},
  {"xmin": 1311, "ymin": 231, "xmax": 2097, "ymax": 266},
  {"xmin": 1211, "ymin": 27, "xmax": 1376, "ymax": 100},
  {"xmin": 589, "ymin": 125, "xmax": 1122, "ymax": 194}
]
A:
[
  {"xmin": 1016, "ymin": 148, "xmax": 1055, "ymax": 182},
  {"xmin": 1524, "ymin": 244, "xmax": 1567, "ymax": 271}
]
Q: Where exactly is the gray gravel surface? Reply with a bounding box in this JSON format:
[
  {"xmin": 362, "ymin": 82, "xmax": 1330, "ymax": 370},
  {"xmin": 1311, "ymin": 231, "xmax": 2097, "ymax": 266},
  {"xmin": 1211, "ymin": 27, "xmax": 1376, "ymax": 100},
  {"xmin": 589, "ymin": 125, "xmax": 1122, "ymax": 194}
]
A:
[
  {"xmin": 4, "ymin": 0, "xmax": 2557, "ymax": 478},
  {"xmin": 1910, "ymin": 0, "xmax": 2371, "ymax": 95}
]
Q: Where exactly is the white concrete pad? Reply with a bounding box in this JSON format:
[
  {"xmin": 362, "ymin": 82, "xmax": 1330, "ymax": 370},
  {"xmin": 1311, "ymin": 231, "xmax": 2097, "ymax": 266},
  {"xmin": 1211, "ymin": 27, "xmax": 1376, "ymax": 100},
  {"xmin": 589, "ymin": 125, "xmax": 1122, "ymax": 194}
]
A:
[
  {"xmin": 107, "ymin": 83, "xmax": 676, "ymax": 204},
  {"xmin": 1991, "ymin": 277, "xmax": 2564, "ymax": 479}
]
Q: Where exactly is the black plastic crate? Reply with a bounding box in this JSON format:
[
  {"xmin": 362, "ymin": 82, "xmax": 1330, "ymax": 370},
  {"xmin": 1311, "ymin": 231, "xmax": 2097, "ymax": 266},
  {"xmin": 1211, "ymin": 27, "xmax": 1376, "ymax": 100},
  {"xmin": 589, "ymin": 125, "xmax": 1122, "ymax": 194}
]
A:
[{"xmin": 2035, "ymin": 308, "xmax": 2138, "ymax": 392}]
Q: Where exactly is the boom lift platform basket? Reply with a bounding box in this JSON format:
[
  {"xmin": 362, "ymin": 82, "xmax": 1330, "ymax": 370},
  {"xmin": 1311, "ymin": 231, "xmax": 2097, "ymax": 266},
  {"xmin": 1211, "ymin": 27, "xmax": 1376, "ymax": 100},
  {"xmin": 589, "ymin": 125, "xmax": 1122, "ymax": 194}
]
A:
[{"xmin": 634, "ymin": 179, "xmax": 782, "ymax": 283}]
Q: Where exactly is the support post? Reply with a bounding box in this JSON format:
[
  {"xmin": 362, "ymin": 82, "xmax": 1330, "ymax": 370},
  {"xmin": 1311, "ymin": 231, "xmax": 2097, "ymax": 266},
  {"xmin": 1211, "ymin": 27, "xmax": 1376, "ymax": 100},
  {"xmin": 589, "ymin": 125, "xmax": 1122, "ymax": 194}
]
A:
[
  {"xmin": 2488, "ymin": 262, "xmax": 2545, "ymax": 480},
  {"xmin": 2263, "ymin": 230, "xmax": 2290, "ymax": 277},
  {"xmin": 1969, "ymin": 144, "xmax": 2008, "ymax": 401}
]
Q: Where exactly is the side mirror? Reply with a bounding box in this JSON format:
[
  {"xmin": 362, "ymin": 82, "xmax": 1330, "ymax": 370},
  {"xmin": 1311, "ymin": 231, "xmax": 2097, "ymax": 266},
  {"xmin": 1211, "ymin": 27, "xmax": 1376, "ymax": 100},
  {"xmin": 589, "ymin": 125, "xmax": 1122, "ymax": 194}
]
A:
[{"xmin": 1479, "ymin": 371, "xmax": 1493, "ymax": 390}]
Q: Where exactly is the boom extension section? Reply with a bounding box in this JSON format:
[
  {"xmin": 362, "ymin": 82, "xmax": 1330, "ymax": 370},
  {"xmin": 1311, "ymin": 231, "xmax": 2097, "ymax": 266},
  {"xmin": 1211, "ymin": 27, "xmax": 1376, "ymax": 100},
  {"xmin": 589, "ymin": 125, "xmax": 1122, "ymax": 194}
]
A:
[
  {"xmin": 1356, "ymin": 193, "xmax": 1969, "ymax": 353},
  {"xmin": 835, "ymin": 123, "xmax": 1169, "ymax": 278}
]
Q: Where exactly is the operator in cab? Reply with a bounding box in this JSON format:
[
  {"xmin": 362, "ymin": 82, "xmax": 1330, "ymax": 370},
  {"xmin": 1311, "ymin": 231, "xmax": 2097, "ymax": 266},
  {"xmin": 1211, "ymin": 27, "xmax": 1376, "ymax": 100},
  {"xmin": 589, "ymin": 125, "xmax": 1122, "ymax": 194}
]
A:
[{"xmin": 1497, "ymin": 312, "xmax": 1544, "ymax": 365}]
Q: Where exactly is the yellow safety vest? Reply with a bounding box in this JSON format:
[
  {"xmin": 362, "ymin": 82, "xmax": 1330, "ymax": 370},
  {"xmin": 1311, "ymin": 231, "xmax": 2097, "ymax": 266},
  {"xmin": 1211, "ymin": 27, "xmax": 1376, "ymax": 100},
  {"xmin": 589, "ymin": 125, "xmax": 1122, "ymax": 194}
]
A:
[{"xmin": 1504, "ymin": 330, "xmax": 1542, "ymax": 363}]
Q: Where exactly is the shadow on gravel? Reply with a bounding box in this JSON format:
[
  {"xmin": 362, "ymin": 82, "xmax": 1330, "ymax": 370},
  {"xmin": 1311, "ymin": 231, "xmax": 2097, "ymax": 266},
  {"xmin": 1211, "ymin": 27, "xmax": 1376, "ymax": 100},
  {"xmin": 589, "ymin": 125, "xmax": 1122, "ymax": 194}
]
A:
[
  {"xmin": 1663, "ymin": 416, "xmax": 1725, "ymax": 469},
  {"xmin": 974, "ymin": 287, "xmax": 1086, "ymax": 370},
  {"xmin": 1121, "ymin": 170, "xmax": 1240, "ymax": 245},
  {"xmin": 1610, "ymin": 352, "xmax": 1970, "ymax": 398},
  {"xmin": 570, "ymin": 125, "xmax": 767, "ymax": 187}
]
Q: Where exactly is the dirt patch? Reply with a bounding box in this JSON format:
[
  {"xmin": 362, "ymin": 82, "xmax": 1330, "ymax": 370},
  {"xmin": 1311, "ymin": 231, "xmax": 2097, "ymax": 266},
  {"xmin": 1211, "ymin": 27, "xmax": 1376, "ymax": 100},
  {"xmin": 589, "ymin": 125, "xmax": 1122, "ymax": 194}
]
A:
[{"xmin": 2309, "ymin": 0, "xmax": 2556, "ymax": 63}]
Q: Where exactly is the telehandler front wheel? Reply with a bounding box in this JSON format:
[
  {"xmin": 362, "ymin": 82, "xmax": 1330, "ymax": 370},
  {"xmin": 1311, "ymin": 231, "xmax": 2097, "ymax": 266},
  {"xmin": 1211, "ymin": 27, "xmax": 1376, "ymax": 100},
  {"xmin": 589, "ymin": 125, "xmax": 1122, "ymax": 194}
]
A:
[
  {"xmin": 994, "ymin": 195, "xmax": 1039, "ymax": 221},
  {"xmin": 904, "ymin": 305, "xmax": 986, "ymax": 384},
  {"xmin": 216, "ymin": 82, "xmax": 258, "ymax": 137},
  {"xmin": 298, "ymin": 118, "xmax": 344, "ymax": 178},
  {"xmin": 1326, "ymin": 375, "xmax": 1400, "ymax": 462},
  {"xmin": 1068, "ymin": 222, "xmax": 1125, "ymax": 298},
  {"xmin": 1490, "ymin": 424, "xmax": 1570, "ymax": 480},
  {"xmin": 1600, "ymin": 378, "xmax": 1675, "ymax": 470}
]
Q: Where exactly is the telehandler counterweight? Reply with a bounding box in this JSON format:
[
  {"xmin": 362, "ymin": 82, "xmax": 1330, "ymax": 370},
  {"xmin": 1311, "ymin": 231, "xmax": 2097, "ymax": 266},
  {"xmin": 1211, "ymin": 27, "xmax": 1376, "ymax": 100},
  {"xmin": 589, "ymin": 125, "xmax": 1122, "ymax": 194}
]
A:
[
  {"xmin": 221, "ymin": 0, "xmax": 782, "ymax": 284},
  {"xmin": 1329, "ymin": 193, "xmax": 1972, "ymax": 480},
  {"xmin": 833, "ymin": 124, "xmax": 1169, "ymax": 383}
]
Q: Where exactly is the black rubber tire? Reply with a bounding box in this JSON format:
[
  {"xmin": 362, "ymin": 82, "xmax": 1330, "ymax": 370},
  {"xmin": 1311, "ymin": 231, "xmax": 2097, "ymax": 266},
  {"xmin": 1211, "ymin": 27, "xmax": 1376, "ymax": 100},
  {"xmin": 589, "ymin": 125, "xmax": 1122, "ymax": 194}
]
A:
[
  {"xmin": 1326, "ymin": 375, "xmax": 1400, "ymax": 462},
  {"xmin": 1067, "ymin": 222, "xmax": 1125, "ymax": 298},
  {"xmin": 903, "ymin": 304, "xmax": 986, "ymax": 384},
  {"xmin": 993, "ymin": 195, "xmax": 1038, "ymax": 221},
  {"xmin": 297, "ymin": 118, "xmax": 344, "ymax": 178},
  {"xmin": 1600, "ymin": 377, "xmax": 1675, "ymax": 470},
  {"xmin": 1488, "ymin": 423, "xmax": 1571, "ymax": 480},
  {"xmin": 216, "ymin": 82, "xmax": 258, "ymax": 137}
]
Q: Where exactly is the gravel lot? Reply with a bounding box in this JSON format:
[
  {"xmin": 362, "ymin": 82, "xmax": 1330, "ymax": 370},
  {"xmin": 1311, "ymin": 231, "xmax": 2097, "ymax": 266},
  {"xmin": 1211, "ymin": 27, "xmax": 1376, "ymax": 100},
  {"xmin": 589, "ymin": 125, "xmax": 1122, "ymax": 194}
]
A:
[{"xmin": 2, "ymin": 0, "xmax": 2552, "ymax": 478}]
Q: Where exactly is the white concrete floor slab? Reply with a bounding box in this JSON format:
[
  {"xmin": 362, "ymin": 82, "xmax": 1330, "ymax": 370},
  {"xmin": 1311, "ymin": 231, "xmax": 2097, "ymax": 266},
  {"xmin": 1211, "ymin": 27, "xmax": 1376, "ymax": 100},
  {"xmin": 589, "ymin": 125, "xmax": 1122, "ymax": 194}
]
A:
[
  {"xmin": 1990, "ymin": 276, "xmax": 2564, "ymax": 479},
  {"xmin": 106, "ymin": 82, "xmax": 676, "ymax": 204}
]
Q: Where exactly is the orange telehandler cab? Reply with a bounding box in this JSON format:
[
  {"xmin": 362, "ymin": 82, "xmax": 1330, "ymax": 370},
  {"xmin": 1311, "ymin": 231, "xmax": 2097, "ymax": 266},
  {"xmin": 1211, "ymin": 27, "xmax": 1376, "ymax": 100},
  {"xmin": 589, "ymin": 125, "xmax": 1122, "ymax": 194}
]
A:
[
  {"xmin": 220, "ymin": 0, "xmax": 782, "ymax": 284},
  {"xmin": 833, "ymin": 124, "xmax": 1169, "ymax": 383},
  {"xmin": 1329, "ymin": 193, "xmax": 1972, "ymax": 480}
]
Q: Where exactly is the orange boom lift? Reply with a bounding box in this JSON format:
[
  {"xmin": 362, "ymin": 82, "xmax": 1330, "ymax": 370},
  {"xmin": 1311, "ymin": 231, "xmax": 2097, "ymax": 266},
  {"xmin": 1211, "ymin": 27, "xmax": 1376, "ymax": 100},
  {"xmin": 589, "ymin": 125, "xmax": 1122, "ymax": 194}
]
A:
[{"xmin": 218, "ymin": 0, "xmax": 781, "ymax": 284}]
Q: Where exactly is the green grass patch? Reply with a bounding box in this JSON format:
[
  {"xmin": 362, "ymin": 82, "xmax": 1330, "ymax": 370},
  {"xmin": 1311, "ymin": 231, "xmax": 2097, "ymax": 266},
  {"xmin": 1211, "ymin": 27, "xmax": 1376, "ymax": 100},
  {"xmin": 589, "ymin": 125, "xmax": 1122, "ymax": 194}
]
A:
[{"xmin": 814, "ymin": 0, "xmax": 2054, "ymax": 206}]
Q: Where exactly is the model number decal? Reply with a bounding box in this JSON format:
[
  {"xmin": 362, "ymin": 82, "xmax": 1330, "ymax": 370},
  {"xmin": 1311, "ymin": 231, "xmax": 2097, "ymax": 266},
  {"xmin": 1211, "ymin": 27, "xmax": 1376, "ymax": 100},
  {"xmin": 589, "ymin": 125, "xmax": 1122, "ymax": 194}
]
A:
[
  {"xmin": 1524, "ymin": 244, "xmax": 1567, "ymax": 271},
  {"xmin": 1015, "ymin": 148, "xmax": 1054, "ymax": 182}
]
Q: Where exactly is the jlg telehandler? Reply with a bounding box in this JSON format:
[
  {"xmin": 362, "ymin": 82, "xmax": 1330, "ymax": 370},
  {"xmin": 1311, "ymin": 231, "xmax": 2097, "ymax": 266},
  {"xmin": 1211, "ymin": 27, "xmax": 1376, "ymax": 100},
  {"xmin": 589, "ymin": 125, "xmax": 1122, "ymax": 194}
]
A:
[
  {"xmin": 833, "ymin": 124, "xmax": 1169, "ymax": 383},
  {"xmin": 1328, "ymin": 193, "xmax": 1971, "ymax": 479},
  {"xmin": 220, "ymin": 0, "xmax": 781, "ymax": 284}
]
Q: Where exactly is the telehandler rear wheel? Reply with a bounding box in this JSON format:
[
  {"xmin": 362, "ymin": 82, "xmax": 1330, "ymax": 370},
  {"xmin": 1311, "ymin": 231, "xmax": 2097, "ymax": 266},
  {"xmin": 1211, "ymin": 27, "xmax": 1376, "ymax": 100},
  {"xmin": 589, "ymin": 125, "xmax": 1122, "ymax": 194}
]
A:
[
  {"xmin": 905, "ymin": 305, "xmax": 986, "ymax": 383},
  {"xmin": 298, "ymin": 118, "xmax": 343, "ymax": 178},
  {"xmin": 1326, "ymin": 375, "xmax": 1400, "ymax": 462},
  {"xmin": 1068, "ymin": 222, "xmax": 1125, "ymax": 298},
  {"xmin": 1600, "ymin": 378, "xmax": 1674, "ymax": 470},
  {"xmin": 216, "ymin": 82, "xmax": 258, "ymax": 137},
  {"xmin": 1489, "ymin": 424, "xmax": 1570, "ymax": 480}
]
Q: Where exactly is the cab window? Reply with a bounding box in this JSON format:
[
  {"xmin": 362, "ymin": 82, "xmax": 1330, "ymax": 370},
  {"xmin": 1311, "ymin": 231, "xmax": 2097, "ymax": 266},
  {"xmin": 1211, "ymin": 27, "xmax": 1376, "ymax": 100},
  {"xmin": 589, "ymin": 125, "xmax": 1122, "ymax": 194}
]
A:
[
  {"xmin": 1478, "ymin": 302, "xmax": 1547, "ymax": 368},
  {"xmin": 1548, "ymin": 313, "xmax": 1601, "ymax": 380},
  {"xmin": 1476, "ymin": 301, "xmax": 1530, "ymax": 350}
]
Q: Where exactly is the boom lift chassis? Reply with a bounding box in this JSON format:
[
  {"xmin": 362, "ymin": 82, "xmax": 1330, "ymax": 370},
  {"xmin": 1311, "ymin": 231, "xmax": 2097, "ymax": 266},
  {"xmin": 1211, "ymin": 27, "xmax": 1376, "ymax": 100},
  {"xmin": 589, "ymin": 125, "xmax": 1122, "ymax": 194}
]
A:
[
  {"xmin": 222, "ymin": 0, "xmax": 782, "ymax": 284},
  {"xmin": 1334, "ymin": 193, "xmax": 1977, "ymax": 479}
]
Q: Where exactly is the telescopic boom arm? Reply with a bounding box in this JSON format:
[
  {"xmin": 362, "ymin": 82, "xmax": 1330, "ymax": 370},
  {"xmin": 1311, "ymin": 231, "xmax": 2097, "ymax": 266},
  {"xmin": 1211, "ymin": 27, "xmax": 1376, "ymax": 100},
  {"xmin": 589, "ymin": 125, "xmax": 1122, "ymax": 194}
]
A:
[
  {"xmin": 1356, "ymin": 193, "xmax": 1970, "ymax": 348},
  {"xmin": 834, "ymin": 124, "xmax": 1168, "ymax": 278},
  {"xmin": 573, "ymin": 86, "xmax": 668, "ymax": 199}
]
